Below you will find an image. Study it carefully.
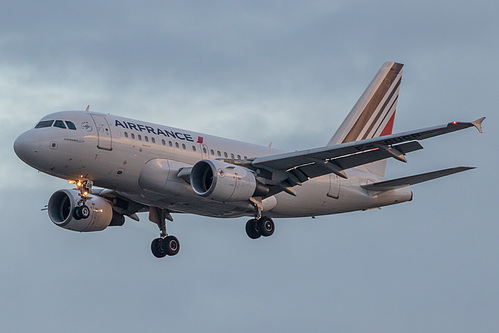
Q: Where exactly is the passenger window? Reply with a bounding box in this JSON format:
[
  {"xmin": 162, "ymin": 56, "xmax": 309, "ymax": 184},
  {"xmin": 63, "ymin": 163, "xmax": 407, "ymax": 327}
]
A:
[
  {"xmin": 182, "ymin": 144, "xmax": 186, "ymax": 150},
  {"xmin": 230, "ymin": 153, "xmax": 234, "ymax": 159},
  {"xmin": 145, "ymin": 136, "xmax": 149, "ymax": 142},
  {"xmin": 192, "ymin": 146, "xmax": 196, "ymax": 152},
  {"xmin": 35, "ymin": 120, "xmax": 54, "ymax": 128},
  {"xmin": 244, "ymin": 156, "xmax": 247, "ymax": 159},
  {"xmin": 237, "ymin": 155, "xmax": 241, "ymax": 160},
  {"xmin": 124, "ymin": 132, "xmax": 129, "ymax": 138},
  {"xmin": 224, "ymin": 152, "xmax": 228, "ymax": 158},
  {"xmin": 54, "ymin": 120, "xmax": 66, "ymax": 129},
  {"xmin": 217, "ymin": 151, "xmax": 221, "ymax": 157},
  {"xmin": 210, "ymin": 149, "xmax": 215, "ymax": 155},
  {"xmin": 162, "ymin": 139, "xmax": 166, "ymax": 145},
  {"xmin": 131, "ymin": 133, "xmax": 135, "ymax": 139},
  {"xmin": 138, "ymin": 135, "xmax": 142, "ymax": 141},
  {"xmin": 175, "ymin": 142, "xmax": 179, "ymax": 148},
  {"xmin": 203, "ymin": 147, "xmax": 207, "ymax": 154},
  {"xmin": 169, "ymin": 141, "xmax": 173, "ymax": 147},
  {"xmin": 151, "ymin": 137, "xmax": 155, "ymax": 144},
  {"xmin": 65, "ymin": 121, "xmax": 77, "ymax": 130}
]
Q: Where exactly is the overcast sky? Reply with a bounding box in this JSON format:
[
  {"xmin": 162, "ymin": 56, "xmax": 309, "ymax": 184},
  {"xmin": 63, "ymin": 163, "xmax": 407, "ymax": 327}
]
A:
[{"xmin": 1, "ymin": 1, "xmax": 498, "ymax": 332}]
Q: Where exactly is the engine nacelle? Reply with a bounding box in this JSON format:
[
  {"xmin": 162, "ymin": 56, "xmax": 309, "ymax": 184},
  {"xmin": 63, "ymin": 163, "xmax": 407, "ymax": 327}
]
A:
[
  {"xmin": 48, "ymin": 189, "xmax": 118, "ymax": 232},
  {"xmin": 190, "ymin": 160, "xmax": 257, "ymax": 202}
]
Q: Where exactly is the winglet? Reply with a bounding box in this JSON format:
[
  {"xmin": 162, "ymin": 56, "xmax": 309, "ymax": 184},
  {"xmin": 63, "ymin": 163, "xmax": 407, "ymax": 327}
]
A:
[{"xmin": 472, "ymin": 117, "xmax": 485, "ymax": 133}]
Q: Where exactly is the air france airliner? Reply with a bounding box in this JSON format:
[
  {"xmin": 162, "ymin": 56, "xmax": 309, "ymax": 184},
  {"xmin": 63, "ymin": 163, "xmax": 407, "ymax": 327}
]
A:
[{"xmin": 13, "ymin": 62, "xmax": 484, "ymax": 258}]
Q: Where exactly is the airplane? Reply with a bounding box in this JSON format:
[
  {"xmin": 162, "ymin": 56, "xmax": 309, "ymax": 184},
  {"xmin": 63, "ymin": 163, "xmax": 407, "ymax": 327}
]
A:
[{"xmin": 13, "ymin": 62, "xmax": 485, "ymax": 259}]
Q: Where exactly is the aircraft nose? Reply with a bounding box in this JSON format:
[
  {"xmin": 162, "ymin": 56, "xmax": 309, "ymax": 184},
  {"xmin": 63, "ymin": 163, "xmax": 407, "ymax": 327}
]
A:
[{"xmin": 14, "ymin": 130, "xmax": 40, "ymax": 164}]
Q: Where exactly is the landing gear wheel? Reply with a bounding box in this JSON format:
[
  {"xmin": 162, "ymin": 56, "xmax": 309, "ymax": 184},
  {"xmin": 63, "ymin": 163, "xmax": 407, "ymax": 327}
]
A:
[
  {"xmin": 72, "ymin": 207, "xmax": 81, "ymax": 220},
  {"xmin": 257, "ymin": 216, "xmax": 275, "ymax": 237},
  {"xmin": 151, "ymin": 236, "xmax": 180, "ymax": 258},
  {"xmin": 151, "ymin": 238, "xmax": 168, "ymax": 258},
  {"xmin": 79, "ymin": 205, "xmax": 90, "ymax": 219},
  {"xmin": 246, "ymin": 219, "xmax": 261, "ymax": 239},
  {"xmin": 72, "ymin": 205, "xmax": 90, "ymax": 220},
  {"xmin": 163, "ymin": 235, "xmax": 180, "ymax": 256}
]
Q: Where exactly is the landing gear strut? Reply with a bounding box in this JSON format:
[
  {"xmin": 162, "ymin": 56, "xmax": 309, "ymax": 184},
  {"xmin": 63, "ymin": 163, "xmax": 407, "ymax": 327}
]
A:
[
  {"xmin": 245, "ymin": 216, "xmax": 275, "ymax": 239},
  {"xmin": 149, "ymin": 207, "xmax": 180, "ymax": 258}
]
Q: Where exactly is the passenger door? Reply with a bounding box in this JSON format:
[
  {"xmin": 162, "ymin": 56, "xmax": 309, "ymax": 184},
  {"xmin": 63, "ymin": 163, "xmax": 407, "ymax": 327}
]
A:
[{"xmin": 91, "ymin": 114, "xmax": 112, "ymax": 150}]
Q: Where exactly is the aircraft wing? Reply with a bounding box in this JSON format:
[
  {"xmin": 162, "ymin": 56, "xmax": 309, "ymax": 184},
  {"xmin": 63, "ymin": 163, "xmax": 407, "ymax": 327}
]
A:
[{"xmin": 250, "ymin": 118, "xmax": 484, "ymax": 192}]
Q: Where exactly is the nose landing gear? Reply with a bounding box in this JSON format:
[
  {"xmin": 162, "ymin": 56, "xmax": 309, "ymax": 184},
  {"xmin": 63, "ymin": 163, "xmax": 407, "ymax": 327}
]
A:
[
  {"xmin": 69, "ymin": 179, "xmax": 93, "ymax": 220},
  {"xmin": 73, "ymin": 205, "xmax": 91, "ymax": 220}
]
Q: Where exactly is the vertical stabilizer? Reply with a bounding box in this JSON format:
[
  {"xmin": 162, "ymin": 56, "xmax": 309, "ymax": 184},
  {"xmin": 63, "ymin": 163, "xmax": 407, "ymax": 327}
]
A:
[{"xmin": 328, "ymin": 62, "xmax": 404, "ymax": 176}]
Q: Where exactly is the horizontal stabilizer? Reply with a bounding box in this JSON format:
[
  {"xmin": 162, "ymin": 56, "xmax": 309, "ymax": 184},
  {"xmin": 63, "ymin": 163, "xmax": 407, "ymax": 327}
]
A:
[{"xmin": 361, "ymin": 166, "xmax": 475, "ymax": 191}]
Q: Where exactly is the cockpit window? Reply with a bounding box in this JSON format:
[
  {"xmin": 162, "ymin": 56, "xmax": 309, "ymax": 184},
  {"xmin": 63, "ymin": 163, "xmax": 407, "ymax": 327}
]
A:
[
  {"xmin": 54, "ymin": 120, "xmax": 66, "ymax": 129},
  {"xmin": 65, "ymin": 121, "xmax": 77, "ymax": 130},
  {"xmin": 35, "ymin": 120, "xmax": 54, "ymax": 128}
]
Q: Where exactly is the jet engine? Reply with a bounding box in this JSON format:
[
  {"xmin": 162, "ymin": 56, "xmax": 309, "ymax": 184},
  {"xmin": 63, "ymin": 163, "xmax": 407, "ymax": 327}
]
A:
[
  {"xmin": 190, "ymin": 160, "xmax": 259, "ymax": 202},
  {"xmin": 48, "ymin": 189, "xmax": 123, "ymax": 232}
]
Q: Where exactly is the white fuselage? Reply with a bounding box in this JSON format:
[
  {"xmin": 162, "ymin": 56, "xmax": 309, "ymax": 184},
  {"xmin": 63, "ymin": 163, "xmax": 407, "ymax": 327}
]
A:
[{"xmin": 14, "ymin": 111, "xmax": 412, "ymax": 219}]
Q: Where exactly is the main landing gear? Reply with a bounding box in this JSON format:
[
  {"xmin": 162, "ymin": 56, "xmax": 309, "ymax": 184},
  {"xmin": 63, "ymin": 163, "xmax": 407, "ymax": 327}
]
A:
[
  {"xmin": 151, "ymin": 235, "xmax": 180, "ymax": 258},
  {"xmin": 246, "ymin": 198, "xmax": 275, "ymax": 240},
  {"xmin": 149, "ymin": 207, "xmax": 180, "ymax": 258},
  {"xmin": 245, "ymin": 216, "xmax": 275, "ymax": 239}
]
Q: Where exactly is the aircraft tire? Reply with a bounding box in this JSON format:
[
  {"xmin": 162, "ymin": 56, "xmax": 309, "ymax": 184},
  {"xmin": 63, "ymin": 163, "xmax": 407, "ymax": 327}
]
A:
[
  {"xmin": 72, "ymin": 207, "xmax": 82, "ymax": 220},
  {"xmin": 79, "ymin": 205, "xmax": 90, "ymax": 219},
  {"xmin": 72, "ymin": 205, "xmax": 90, "ymax": 220},
  {"xmin": 245, "ymin": 219, "xmax": 261, "ymax": 239},
  {"xmin": 151, "ymin": 238, "xmax": 168, "ymax": 258},
  {"xmin": 164, "ymin": 235, "xmax": 180, "ymax": 256},
  {"xmin": 257, "ymin": 217, "xmax": 274, "ymax": 237}
]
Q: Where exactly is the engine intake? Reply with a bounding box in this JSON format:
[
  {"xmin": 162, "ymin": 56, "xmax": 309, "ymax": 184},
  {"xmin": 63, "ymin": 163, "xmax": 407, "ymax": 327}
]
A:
[
  {"xmin": 190, "ymin": 160, "xmax": 258, "ymax": 202},
  {"xmin": 48, "ymin": 189, "xmax": 122, "ymax": 232}
]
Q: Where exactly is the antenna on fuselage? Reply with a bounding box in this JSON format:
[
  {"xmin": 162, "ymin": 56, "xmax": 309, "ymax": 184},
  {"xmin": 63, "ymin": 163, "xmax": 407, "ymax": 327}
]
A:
[{"xmin": 85, "ymin": 105, "xmax": 90, "ymax": 112}]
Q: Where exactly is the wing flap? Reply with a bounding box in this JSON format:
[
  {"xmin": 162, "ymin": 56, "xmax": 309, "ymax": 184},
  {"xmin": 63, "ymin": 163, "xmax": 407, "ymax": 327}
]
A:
[
  {"xmin": 291, "ymin": 141, "xmax": 423, "ymax": 180},
  {"xmin": 335, "ymin": 141, "xmax": 422, "ymax": 170},
  {"xmin": 361, "ymin": 166, "xmax": 475, "ymax": 191}
]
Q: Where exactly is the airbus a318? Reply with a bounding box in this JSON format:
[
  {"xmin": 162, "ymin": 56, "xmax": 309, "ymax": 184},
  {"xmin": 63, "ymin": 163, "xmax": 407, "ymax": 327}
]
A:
[{"xmin": 13, "ymin": 62, "xmax": 484, "ymax": 258}]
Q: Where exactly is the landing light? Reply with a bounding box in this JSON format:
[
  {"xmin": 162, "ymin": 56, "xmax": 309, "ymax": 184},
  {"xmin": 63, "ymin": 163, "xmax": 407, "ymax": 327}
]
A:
[{"xmin": 452, "ymin": 121, "xmax": 458, "ymax": 125}]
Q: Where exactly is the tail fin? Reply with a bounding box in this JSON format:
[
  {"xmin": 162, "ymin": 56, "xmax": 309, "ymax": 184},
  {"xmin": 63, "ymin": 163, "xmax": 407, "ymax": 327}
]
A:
[
  {"xmin": 328, "ymin": 62, "xmax": 404, "ymax": 176},
  {"xmin": 329, "ymin": 62, "xmax": 403, "ymax": 145}
]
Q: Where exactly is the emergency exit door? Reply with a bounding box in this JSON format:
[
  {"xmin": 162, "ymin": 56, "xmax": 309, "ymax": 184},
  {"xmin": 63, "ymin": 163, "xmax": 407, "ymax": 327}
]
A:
[{"xmin": 327, "ymin": 174, "xmax": 340, "ymax": 199}]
